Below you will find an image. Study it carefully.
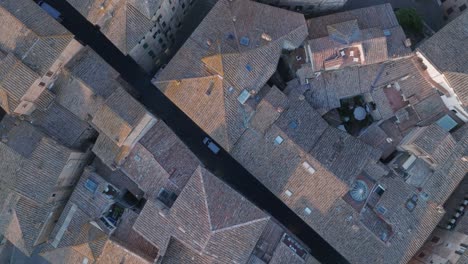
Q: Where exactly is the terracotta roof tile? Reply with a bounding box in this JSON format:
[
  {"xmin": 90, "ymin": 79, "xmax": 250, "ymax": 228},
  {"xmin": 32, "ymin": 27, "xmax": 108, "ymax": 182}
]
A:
[
  {"xmin": 154, "ymin": 0, "xmax": 307, "ymax": 150},
  {"xmin": 134, "ymin": 166, "xmax": 269, "ymax": 262}
]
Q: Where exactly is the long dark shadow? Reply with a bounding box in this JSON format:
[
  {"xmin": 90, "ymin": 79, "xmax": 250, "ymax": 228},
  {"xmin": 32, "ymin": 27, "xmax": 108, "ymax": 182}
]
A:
[{"xmin": 32, "ymin": 1, "xmax": 349, "ymax": 263}]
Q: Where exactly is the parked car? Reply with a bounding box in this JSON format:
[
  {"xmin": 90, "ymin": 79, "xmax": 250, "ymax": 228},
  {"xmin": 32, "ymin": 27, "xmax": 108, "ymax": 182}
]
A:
[
  {"xmin": 38, "ymin": 1, "xmax": 63, "ymax": 22},
  {"xmin": 203, "ymin": 137, "xmax": 220, "ymax": 154}
]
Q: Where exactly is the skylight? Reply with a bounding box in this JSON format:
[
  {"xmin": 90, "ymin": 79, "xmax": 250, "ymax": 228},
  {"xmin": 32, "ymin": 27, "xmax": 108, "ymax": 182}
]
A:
[
  {"xmin": 237, "ymin": 89, "xmax": 250, "ymax": 104},
  {"xmin": 84, "ymin": 179, "xmax": 98, "ymax": 193},
  {"xmin": 240, "ymin": 36, "xmax": 250, "ymax": 46},
  {"xmin": 274, "ymin": 136, "xmax": 284, "ymax": 145},
  {"xmin": 302, "ymin": 162, "xmax": 316, "ymax": 174},
  {"xmin": 289, "ymin": 120, "xmax": 298, "ymax": 129}
]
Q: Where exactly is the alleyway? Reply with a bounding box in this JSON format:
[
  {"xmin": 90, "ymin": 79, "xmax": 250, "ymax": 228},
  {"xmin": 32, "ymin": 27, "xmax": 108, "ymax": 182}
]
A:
[{"xmin": 34, "ymin": 0, "xmax": 349, "ymax": 263}]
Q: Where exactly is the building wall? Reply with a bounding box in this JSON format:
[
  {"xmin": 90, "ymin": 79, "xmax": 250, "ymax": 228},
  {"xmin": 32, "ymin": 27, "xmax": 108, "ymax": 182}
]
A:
[
  {"xmin": 416, "ymin": 51, "xmax": 468, "ymax": 122},
  {"xmin": 13, "ymin": 40, "xmax": 84, "ymax": 117},
  {"xmin": 438, "ymin": 0, "xmax": 467, "ymax": 21},
  {"xmin": 129, "ymin": 0, "xmax": 196, "ymax": 72},
  {"xmin": 410, "ymin": 228, "xmax": 468, "ymax": 264},
  {"xmin": 49, "ymin": 151, "xmax": 90, "ymax": 203},
  {"xmin": 255, "ymin": 0, "xmax": 347, "ymax": 14},
  {"xmin": 33, "ymin": 204, "xmax": 66, "ymax": 247}
]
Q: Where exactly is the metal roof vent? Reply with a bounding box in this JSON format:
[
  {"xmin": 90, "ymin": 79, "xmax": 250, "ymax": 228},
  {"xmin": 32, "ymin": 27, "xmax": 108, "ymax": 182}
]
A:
[{"xmin": 350, "ymin": 180, "xmax": 369, "ymax": 202}]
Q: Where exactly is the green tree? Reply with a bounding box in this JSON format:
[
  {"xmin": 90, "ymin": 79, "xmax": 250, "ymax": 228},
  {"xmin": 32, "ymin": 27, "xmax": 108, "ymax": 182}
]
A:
[{"xmin": 395, "ymin": 8, "xmax": 423, "ymax": 35}]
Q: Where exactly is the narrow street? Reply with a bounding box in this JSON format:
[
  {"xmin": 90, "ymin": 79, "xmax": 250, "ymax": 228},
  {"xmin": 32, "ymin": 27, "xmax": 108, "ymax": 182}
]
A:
[{"xmin": 35, "ymin": 0, "xmax": 349, "ymax": 263}]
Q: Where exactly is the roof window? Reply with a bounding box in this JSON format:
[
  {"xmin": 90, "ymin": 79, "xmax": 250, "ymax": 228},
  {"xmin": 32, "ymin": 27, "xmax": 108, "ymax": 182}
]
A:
[
  {"xmin": 84, "ymin": 179, "xmax": 98, "ymax": 193},
  {"xmin": 246, "ymin": 64, "xmax": 253, "ymax": 72},
  {"xmin": 274, "ymin": 136, "xmax": 284, "ymax": 145},
  {"xmin": 383, "ymin": 29, "xmax": 391, "ymax": 36},
  {"xmin": 376, "ymin": 205, "xmax": 387, "ymax": 215},
  {"xmin": 237, "ymin": 89, "xmax": 250, "ymax": 104},
  {"xmin": 304, "ymin": 207, "xmax": 312, "ymax": 215},
  {"xmin": 289, "ymin": 120, "xmax": 298, "ymax": 129},
  {"xmin": 285, "ymin": 190, "xmax": 292, "ymax": 197},
  {"xmin": 302, "ymin": 162, "xmax": 315, "ymax": 174},
  {"xmin": 240, "ymin": 36, "xmax": 250, "ymax": 46},
  {"xmin": 206, "ymin": 80, "xmax": 214, "ymax": 95}
]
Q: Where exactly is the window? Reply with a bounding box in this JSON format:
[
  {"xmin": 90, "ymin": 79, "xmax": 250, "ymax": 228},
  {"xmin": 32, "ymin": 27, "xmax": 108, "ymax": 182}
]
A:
[
  {"xmin": 302, "ymin": 162, "xmax": 316, "ymax": 174},
  {"xmin": 162, "ymin": 21, "xmax": 166, "ymax": 28},
  {"xmin": 431, "ymin": 236, "xmax": 440, "ymax": 243},
  {"xmin": 285, "ymin": 190, "xmax": 292, "ymax": 197},
  {"xmin": 39, "ymin": 82, "xmax": 46, "ymax": 87},
  {"xmin": 459, "ymin": 4, "xmax": 467, "ymax": 11},
  {"xmin": 143, "ymin": 43, "xmax": 148, "ymax": 49},
  {"xmin": 418, "ymin": 252, "xmax": 425, "ymax": 258},
  {"xmin": 274, "ymin": 136, "xmax": 284, "ymax": 145},
  {"xmin": 447, "ymin": 7, "xmax": 454, "ymax": 14},
  {"xmin": 245, "ymin": 64, "xmax": 253, "ymax": 72},
  {"xmin": 51, "ymin": 193, "xmax": 56, "ymax": 197},
  {"xmin": 304, "ymin": 207, "xmax": 312, "ymax": 215},
  {"xmin": 148, "ymin": 50, "xmax": 155, "ymax": 58}
]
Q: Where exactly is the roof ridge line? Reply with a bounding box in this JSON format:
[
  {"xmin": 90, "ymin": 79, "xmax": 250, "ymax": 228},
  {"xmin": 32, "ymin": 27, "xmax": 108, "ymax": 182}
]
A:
[
  {"xmin": 153, "ymin": 74, "xmax": 220, "ymax": 84},
  {"xmin": 211, "ymin": 216, "xmax": 269, "ymax": 234},
  {"xmin": 198, "ymin": 167, "xmax": 214, "ymax": 250}
]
